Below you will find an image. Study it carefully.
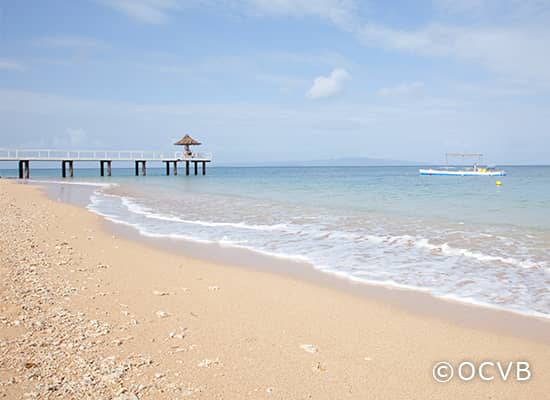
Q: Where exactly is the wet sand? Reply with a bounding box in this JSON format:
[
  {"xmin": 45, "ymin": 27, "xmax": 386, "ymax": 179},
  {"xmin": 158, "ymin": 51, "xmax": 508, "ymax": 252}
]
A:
[{"xmin": 1, "ymin": 179, "xmax": 549, "ymax": 399}]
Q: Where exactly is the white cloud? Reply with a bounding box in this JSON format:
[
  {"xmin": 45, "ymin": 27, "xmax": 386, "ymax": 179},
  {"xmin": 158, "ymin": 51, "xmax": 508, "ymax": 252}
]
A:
[
  {"xmin": 306, "ymin": 68, "xmax": 351, "ymax": 99},
  {"xmin": 358, "ymin": 23, "xmax": 550, "ymax": 83},
  {"xmin": 97, "ymin": 0, "xmax": 182, "ymax": 24},
  {"xmin": 0, "ymin": 59, "xmax": 26, "ymax": 71},
  {"xmin": 229, "ymin": 0, "xmax": 550, "ymax": 85},
  {"xmin": 378, "ymin": 81, "xmax": 424, "ymax": 96},
  {"xmin": 93, "ymin": 0, "xmax": 550, "ymax": 86},
  {"xmin": 238, "ymin": 1, "xmax": 550, "ymax": 84},
  {"xmin": 98, "ymin": 0, "xmax": 359, "ymax": 28}
]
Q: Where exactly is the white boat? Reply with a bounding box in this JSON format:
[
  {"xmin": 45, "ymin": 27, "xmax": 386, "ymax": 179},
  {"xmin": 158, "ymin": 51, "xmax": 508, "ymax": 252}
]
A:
[
  {"xmin": 419, "ymin": 167, "xmax": 506, "ymax": 176},
  {"xmin": 419, "ymin": 153, "xmax": 506, "ymax": 176}
]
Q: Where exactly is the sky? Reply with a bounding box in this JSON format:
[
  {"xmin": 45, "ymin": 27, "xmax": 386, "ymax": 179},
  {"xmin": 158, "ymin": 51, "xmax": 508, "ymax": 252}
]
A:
[{"xmin": 1, "ymin": 0, "xmax": 550, "ymax": 164}]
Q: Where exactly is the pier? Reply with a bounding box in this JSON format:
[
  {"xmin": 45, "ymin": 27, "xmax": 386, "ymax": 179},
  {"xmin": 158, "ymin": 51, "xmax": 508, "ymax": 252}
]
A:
[
  {"xmin": 1, "ymin": 134, "xmax": 211, "ymax": 179},
  {"xmin": 0, "ymin": 148, "xmax": 212, "ymax": 178}
]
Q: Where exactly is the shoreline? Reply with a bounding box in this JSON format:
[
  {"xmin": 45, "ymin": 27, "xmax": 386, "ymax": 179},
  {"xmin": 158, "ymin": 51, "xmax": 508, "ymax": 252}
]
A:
[
  {"xmin": 108, "ymin": 218, "xmax": 550, "ymax": 344},
  {"xmin": 38, "ymin": 178, "xmax": 550, "ymax": 344},
  {"xmin": 2, "ymin": 179, "xmax": 549, "ymax": 398}
]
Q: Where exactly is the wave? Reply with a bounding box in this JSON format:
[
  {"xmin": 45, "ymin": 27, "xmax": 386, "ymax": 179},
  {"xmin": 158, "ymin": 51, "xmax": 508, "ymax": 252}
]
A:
[
  {"xmin": 414, "ymin": 237, "xmax": 543, "ymax": 269},
  {"xmin": 361, "ymin": 234, "xmax": 545, "ymax": 270},
  {"xmin": 92, "ymin": 192, "xmax": 545, "ymax": 271},
  {"xmin": 29, "ymin": 178, "xmax": 118, "ymax": 189},
  {"xmin": 117, "ymin": 196, "xmax": 289, "ymax": 232},
  {"xmin": 85, "ymin": 188, "xmax": 550, "ymax": 320},
  {"xmin": 88, "ymin": 196, "xmax": 310, "ymax": 263}
]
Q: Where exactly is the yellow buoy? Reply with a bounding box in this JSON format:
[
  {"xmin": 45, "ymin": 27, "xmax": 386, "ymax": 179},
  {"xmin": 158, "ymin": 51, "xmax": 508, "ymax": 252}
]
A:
[{"xmin": 496, "ymin": 180, "xmax": 502, "ymax": 186}]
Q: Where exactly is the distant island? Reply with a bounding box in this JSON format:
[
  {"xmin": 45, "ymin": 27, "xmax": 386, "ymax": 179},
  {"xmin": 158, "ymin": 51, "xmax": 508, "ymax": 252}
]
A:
[{"xmin": 219, "ymin": 156, "xmax": 428, "ymax": 167}]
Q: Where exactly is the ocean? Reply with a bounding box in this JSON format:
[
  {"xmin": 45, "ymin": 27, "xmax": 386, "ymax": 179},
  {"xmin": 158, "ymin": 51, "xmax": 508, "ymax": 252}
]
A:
[{"xmin": 5, "ymin": 165, "xmax": 550, "ymax": 318}]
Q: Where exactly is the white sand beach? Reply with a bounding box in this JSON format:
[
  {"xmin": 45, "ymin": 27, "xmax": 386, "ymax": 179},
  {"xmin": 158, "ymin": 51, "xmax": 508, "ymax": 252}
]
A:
[{"xmin": 1, "ymin": 179, "xmax": 549, "ymax": 399}]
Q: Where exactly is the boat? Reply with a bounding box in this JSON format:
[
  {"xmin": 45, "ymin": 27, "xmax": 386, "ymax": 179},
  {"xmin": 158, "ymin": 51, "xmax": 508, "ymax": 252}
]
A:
[{"xmin": 419, "ymin": 153, "xmax": 506, "ymax": 176}]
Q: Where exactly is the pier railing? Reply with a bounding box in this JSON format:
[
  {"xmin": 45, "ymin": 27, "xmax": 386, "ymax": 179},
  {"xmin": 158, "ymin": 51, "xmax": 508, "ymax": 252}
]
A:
[{"xmin": 0, "ymin": 148, "xmax": 212, "ymax": 161}]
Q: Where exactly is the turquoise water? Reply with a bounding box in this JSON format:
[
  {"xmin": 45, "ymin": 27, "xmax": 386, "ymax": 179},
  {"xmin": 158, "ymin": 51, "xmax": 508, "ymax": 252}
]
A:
[{"xmin": 6, "ymin": 166, "xmax": 550, "ymax": 317}]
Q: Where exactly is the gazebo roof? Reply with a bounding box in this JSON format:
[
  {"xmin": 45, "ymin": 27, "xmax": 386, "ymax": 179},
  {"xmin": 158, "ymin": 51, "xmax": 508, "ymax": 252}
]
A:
[{"xmin": 174, "ymin": 134, "xmax": 201, "ymax": 146}]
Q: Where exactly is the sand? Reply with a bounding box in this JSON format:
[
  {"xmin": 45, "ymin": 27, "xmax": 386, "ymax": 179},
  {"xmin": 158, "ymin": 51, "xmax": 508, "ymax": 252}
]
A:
[{"xmin": 0, "ymin": 179, "xmax": 549, "ymax": 399}]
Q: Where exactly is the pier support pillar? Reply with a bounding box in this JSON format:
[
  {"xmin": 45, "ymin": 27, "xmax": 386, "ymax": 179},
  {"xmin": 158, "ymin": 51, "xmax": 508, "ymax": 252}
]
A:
[
  {"xmin": 135, "ymin": 161, "xmax": 146, "ymax": 176},
  {"xmin": 100, "ymin": 160, "xmax": 112, "ymax": 177},
  {"xmin": 19, "ymin": 160, "xmax": 29, "ymax": 179},
  {"xmin": 185, "ymin": 161, "xmax": 190, "ymax": 176},
  {"xmin": 194, "ymin": 161, "xmax": 198, "ymax": 175},
  {"xmin": 61, "ymin": 161, "xmax": 73, "ymax": 178},
  {"xmin": 164, "ymin": 161, "xmax": 179, "ymax": 176},
  {"xmin": 202, "ymin": 161, "xmax": 206, "ymax": 175}
]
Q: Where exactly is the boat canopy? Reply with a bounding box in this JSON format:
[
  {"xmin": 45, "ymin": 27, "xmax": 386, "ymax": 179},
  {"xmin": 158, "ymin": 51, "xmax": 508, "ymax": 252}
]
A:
[{"xmin": 445, "ymin": 153, "xmax": 483, "ymax": 166}]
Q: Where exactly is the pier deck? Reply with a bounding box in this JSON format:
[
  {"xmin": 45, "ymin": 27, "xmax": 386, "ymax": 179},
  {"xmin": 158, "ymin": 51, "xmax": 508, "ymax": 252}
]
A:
[{"xmin": 0, "ymin": 148, "xmax": 212, "ymax": 178}]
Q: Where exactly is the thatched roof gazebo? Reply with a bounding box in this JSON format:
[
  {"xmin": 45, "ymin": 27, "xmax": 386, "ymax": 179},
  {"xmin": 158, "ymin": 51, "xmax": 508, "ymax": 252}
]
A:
[
  {"xmin": 174, "ymin": 134, "xmax": 202, "ymax": 156},
  {"xmin": 174, "ymin": 134, "xmax": 201, "ymax": 147}
]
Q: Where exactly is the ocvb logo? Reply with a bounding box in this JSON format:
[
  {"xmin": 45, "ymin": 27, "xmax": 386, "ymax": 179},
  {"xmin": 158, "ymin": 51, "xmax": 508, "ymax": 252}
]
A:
[{"xmin": 433, "ymin": 361, "xmax": 531, "ymax": 383}]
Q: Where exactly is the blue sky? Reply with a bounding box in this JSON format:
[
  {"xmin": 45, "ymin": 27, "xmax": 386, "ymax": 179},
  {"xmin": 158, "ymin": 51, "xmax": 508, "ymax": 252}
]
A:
[{"xmin": 1, "ymin": 0, "xmax": 550, "ymax": 164}]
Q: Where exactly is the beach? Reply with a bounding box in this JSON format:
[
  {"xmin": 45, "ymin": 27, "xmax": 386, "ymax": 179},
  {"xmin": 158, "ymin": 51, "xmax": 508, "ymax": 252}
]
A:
[{"xmin": 1, "ymin": 179, "xmax": 549, "ymax": 399}]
